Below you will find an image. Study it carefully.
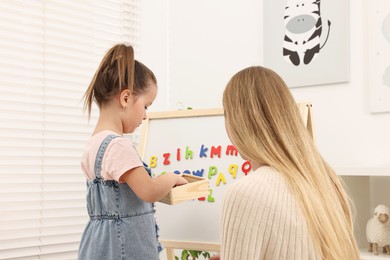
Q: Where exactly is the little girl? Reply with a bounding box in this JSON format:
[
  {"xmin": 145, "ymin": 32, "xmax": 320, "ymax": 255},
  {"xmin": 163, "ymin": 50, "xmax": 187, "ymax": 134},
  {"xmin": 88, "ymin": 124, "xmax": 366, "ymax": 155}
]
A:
[{"xmin": 78, "ymin": 44, "xmax": 188, "ymax": 260}]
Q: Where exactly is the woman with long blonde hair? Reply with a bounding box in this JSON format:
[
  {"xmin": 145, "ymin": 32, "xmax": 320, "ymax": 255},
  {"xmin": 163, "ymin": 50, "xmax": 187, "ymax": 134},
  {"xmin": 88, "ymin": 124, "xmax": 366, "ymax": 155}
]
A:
[{"xmin": 212, "ymin": 66, "xmax": 359, "ymax": 260}]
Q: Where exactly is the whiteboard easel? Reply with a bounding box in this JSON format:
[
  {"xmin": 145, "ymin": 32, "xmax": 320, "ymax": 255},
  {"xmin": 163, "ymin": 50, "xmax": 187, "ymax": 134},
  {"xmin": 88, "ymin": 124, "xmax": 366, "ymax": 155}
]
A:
[{"xmin": 139, "ymin": 103, "xmax": 313, "ymax": 260}]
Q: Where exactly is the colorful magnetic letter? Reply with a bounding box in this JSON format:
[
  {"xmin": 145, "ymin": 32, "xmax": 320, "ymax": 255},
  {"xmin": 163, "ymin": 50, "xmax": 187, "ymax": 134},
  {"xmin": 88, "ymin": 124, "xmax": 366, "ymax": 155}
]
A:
[
  {"xmin": 225, "ymin": 145, "xmax": 239, "ymax": 156},
  {"xmin": 199, "ymin": 144, "xmax": 208, "ymax": 158},
  {"xmin": 242, "ymin": 160, "xmax": 252, "ymax": 175},
  {"xmin": 228, "ymin": 164, "xmax": 238, "ymax": 179},
  {"xmin": 207, "ymin": 189, "xmax": 215, "ymax": 202},
  {"xmin": 149, "ymin": 156, "xmax": 157, "ymax": 168},
  {"xmin": 208, "ymin": 166, "xmax": 217, "ymax": 179},
  {"xmin": 185, "ymin": 146, "xmax": 193, "ymax": 159},
  {"xmin": 192, "ymin": 169, "xmax": 205, "ymax": 177},
  {"xmin": 210, "ymin": 145, "xmax": 222, "ymax": 158},
  {"xmin": 162, "ymin": 153, "xmax": 170, "ymax": 165},
  {"xmin": 216, "ymin": 173, "xmax": 227, "ymax": 186}
]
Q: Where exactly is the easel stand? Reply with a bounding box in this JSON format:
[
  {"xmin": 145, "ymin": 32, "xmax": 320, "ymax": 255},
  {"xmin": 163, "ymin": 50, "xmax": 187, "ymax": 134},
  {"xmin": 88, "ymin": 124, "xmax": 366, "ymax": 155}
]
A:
[{"xmin": 297, "ymin": 102, "xmax": 315, "ymax": 139}]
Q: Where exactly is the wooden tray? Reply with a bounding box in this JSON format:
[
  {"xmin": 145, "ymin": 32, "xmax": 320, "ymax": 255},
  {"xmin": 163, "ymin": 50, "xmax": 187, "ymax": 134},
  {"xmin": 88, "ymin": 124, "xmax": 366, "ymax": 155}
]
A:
[{"xmin": 159, "ymin": 175, "xmax": 210, "ymax": 205}]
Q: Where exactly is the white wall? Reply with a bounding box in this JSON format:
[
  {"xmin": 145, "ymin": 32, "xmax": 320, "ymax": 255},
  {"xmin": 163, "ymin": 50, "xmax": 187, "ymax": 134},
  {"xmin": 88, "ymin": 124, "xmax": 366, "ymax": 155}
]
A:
[{"xmin": 138, "ymin": 0, "xmax": 390, "ymax": 172}]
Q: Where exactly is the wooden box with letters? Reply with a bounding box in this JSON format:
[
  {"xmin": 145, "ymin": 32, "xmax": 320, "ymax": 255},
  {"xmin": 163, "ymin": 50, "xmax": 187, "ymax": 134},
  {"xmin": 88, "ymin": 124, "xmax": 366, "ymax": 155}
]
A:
[{"xmin": 159, "ymin": 174, "xmax": 210, "ymax": 205}]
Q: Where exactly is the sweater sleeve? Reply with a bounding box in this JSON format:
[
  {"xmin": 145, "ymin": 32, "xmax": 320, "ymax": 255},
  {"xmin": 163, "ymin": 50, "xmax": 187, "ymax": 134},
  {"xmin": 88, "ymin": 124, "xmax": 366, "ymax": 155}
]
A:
[{"xmin": 219, "ymin": 167, "xmax": 318, "ymax": 260}]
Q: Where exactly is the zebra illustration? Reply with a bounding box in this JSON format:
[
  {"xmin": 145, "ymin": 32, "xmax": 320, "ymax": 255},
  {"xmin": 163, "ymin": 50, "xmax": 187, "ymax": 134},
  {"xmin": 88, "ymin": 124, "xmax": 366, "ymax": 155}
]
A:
[{"xmin": 283, "ymin": 0, "xmax": 331, "ymax": 66}]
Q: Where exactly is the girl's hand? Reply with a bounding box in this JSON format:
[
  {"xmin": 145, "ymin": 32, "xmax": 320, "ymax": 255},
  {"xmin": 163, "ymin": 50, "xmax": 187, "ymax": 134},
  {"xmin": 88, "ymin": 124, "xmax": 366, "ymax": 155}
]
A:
[
  {"xmin": 210, "ymin": 255, "xmax": 220, "ymax": 260},
  {"xmin": 175, "ymin": 174, "xmax": 189, "ymax": 186}
]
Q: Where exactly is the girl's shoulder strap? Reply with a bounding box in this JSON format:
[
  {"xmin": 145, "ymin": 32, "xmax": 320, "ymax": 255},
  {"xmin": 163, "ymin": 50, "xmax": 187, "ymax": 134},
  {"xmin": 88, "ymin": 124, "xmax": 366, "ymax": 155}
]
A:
[{"xmin": 93, "ymin": 134, "xmax": 121, "ymax": 179}]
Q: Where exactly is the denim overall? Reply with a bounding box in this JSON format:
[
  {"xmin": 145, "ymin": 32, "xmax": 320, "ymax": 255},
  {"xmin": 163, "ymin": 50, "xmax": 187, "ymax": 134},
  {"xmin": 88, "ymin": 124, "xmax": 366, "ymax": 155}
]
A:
[{"xmin": 78, "ymin": 134, "xmax": 161, "ymax": 260}]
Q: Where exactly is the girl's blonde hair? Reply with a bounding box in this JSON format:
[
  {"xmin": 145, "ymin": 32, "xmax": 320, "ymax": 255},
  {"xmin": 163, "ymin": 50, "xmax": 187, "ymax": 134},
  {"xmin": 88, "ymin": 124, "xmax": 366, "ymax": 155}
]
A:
[
  {"xmin": 223, "ymin": 66, "xmax": 359, "ymax": 260},
  {"xmin": 83, "ymin": 44, "xmax": 157, "ymax": 117}
]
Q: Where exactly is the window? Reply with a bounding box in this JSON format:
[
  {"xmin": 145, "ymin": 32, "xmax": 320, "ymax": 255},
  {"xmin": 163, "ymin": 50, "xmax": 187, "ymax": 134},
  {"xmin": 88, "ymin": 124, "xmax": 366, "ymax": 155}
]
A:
[{"xmin": 0, "ymin": 1, "xmax": 139, "ymax": 259}]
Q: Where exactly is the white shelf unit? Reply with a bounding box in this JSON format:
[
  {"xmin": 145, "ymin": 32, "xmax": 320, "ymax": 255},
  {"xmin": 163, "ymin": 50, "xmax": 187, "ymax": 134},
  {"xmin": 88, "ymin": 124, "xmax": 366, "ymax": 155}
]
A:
[{"xmin": 335, "ymin": 167, "xmax": 390, "ymax": 260}]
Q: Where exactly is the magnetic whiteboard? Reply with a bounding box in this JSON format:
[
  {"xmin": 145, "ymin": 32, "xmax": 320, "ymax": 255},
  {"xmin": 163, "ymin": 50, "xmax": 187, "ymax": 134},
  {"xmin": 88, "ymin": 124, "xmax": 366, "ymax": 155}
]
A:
[{"xmin": 139, "ymin": 105, "xmax": 312, "ymax": 245}]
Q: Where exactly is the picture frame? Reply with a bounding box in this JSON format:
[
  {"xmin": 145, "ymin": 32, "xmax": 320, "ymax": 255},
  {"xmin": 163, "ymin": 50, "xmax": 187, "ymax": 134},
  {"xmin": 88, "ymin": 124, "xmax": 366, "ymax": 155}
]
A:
[
  {"xmin": 367, "ymin": 0, "xmax": 390, "ymax": 113},
  {"xmin": 263, "ymin": 0, "xmax": 350, "ymax": 88}
]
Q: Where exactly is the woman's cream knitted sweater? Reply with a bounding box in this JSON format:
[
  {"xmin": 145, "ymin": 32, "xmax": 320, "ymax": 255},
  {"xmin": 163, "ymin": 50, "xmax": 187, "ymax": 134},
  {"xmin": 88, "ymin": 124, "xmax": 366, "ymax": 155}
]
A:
[{"xmin": 219, "ymin": 166, "xmax": 319, "ymax": 260}]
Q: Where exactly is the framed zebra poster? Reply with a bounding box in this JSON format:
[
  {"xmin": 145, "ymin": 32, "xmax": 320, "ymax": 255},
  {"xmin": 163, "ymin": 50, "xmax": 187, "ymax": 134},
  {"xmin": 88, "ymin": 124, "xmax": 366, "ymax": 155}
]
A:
[
  {"xmin": 367, "ymin": 0, "xmax": 390, "ymax": 113},
  {"xmin": 263, "ymin": 0, "xmax": 349, "ymax": 88}
]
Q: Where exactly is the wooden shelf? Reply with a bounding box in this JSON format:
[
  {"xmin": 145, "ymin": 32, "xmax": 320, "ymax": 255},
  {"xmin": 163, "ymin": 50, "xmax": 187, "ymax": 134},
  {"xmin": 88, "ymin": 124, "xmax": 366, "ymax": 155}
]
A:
[
  {"xmin": 335, "ymin": 170, "xmax": 390, "ymax": 260},
  {"xmin": 335, "ymin": 167, "xmax": 390, "ymax": 176}
]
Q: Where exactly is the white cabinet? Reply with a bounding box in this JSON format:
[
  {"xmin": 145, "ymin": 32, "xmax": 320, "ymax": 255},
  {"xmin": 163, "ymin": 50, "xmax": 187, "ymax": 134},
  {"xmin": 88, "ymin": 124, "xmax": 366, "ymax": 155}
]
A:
[{"xmin": 336, "ymin": 168, "xmax": 390, "ymax": 260}]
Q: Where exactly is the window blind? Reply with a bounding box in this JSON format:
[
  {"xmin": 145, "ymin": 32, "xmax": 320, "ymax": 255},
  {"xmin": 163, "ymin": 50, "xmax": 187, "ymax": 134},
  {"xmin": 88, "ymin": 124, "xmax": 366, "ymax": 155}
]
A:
[{"xmin": 0, "ymin": 1, "xmax": 139, "ymax": 259}]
